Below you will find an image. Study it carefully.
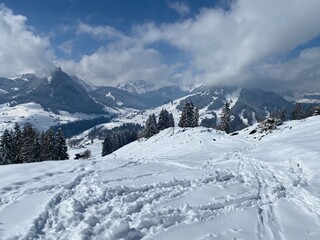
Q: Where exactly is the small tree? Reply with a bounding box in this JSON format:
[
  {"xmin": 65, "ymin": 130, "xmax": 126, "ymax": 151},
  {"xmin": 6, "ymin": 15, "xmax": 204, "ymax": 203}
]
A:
[{"xmin": 220, "ymin": 102, "xmax": 231, "ymax": 133}]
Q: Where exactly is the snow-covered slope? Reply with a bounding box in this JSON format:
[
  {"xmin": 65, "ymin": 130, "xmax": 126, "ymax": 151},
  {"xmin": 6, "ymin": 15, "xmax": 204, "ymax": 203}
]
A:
[
  {"xmin": 0, "ymin": 117, "xmax": 320, "ymax": 239},
  {"xmin": 0, "ymin": 102, "xmax": 102, "ymax": 134}
]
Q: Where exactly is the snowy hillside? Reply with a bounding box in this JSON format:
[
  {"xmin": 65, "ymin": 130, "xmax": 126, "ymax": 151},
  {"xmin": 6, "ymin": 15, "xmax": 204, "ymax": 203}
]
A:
[
  {"xmin": 0, "ymin": 102, "xmax": 104, "ymax": 134},
  {"xmin": 0, "ymin": 117, "xmax": 320, "ymax": 239}
]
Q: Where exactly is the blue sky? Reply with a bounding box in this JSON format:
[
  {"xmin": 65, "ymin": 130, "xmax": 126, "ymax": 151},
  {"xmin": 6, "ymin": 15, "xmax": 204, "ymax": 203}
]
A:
[{"xmin": 1, "ymin": 0, "xmax": 320, "ymax": 91}]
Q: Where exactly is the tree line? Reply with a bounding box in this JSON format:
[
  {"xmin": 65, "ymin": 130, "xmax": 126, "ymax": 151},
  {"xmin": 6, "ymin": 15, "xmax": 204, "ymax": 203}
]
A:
[
  {"xmin": 0, "ymin": 123, "xmax": 68, "ymax": 165},
  {"xmin": 101, "ymin": 123, "xmax": 143, "ymax": 156}
]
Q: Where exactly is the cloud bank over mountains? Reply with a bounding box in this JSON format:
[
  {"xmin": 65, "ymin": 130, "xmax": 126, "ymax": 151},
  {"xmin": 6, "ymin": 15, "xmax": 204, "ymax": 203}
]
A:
[{"xmin": 1, "ymin": 1, "xmax": 320, "ymax": 91}]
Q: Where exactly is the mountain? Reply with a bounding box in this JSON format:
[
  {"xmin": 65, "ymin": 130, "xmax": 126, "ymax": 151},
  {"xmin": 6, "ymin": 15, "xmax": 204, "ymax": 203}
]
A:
[
  {"xmin": 174, "ymin": 86, "xmax": 294, "ymax": 131},
  {"xmin": 0, "ymin": 115, "xmax": 319, "ymax": 239},
  {"xmin": 0, "ymin": 69, "xmax": 304, "ymax": 133},
  {"xmin": 0, "ymin": 68, "xmax": 105, "ymax": 114},
  {"xmin": 90, "ymin": 85, "xmax": 188, "ymax": 110}
]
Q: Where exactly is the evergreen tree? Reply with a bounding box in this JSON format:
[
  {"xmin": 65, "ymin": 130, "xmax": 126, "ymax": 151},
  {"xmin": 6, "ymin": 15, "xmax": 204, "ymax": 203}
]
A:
[
  {"xmin": 20, "ymin": 123, "xmax": 39, "ymax": 163},
  {"xmin": 40, "ymin": 129, "xmax": 57, "ymax": 160},
  {"xmin": 55, "ymin": 128, "xmax": 69, "ymax": 160},
  {"xmin": 292, "ymin": 103, "xmax": 303, "ymax": 120},
  {"xmin": 157, "ymin": 109, "xmax": 170, "ymax": 131},
  {"xmin": 178, "ymin": 102, "xmax": 196, "ymax": 128},
  {"xmin": 143, "ymin": 114, "xmax": 159, "ymax": 138},
  {"xmin": 168, "ymin": 113, "xmax": 175, "ymax": 127},
  {"xmin": 102, "ymin": 136, "xmax": 113, "ymax": 156},
  {"xmin": 12, "ymin": 123, "xmax": 22, "ymax": 164},
  {"xmin": 192, "ymin": 108, "xmax": 199, "ymax": 127},
  {"xmin": 0, "ymin": 129, "xmax": 14, "ymax": 165},
  {"xmin": 220, "ymin": 102, "xmax": 231, "ymax": 133}
]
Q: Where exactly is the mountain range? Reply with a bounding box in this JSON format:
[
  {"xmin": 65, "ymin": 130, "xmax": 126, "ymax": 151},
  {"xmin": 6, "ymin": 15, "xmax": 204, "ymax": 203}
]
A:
[{"xmin": 0, "ymin": 67, "xmax": 318, "ymax": 132}]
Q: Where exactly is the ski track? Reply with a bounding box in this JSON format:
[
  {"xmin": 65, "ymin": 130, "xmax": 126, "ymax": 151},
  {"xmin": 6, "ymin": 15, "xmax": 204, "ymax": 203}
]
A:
[{"xmin": 1, "ymin": 131, "xmax": 320, "ymax": 239}]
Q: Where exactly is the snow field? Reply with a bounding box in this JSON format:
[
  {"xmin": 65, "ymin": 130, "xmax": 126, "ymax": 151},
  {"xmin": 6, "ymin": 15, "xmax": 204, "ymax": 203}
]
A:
[{"xmin": 0, "ymin": 116, "xmax": 319, "ymax": 239}]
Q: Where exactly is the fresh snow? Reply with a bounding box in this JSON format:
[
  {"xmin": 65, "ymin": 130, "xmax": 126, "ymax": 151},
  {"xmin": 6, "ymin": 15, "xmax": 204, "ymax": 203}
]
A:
[
  {"xmin": 0, "ymin": 102, "xmax": 103, "ymax": 134},
  {"xmin": 0, "ymin": 116, "xmax": 320, "ymax": 239}
]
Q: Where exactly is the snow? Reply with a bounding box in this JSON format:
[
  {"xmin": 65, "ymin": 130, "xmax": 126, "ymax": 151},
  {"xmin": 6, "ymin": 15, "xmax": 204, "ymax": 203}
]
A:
[
  {"xmin": 0, "ymin": 116, "xmax": 320, "ymax": 239},
  {"xmin": 106, "ymin": 91, "xmax": 116, "ymax": 101},
  {"xmin": 0, "ymin": 102, "xmax": 103, "ymax": 134},
  {"xmin": 239, "ymin": 109, "xmax": 249, "ymax": 126}
]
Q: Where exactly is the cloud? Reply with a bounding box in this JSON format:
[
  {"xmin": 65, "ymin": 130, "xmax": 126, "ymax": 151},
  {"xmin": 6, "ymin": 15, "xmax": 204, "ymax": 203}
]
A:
[
  {"xmin": 0, "ymin": 5, "xmax": 54, "ymax": 77},
  {"xmin": 135, "ymin": 0, "xmax": 320, "ymax": 89},
  {"xmin": 168, "ymin": 1, "xmax": 190, "ymax": 16},
  {"xmin": 253, "ymin": 47, "xmax": 320, "ymax": 91},
  {"xmin": 58, "ymin": 44, "xmax": 178, "ymax": 88},
  {"xmin": 76, "ymin": 21, "xmax": 127, "ymax": 40}
]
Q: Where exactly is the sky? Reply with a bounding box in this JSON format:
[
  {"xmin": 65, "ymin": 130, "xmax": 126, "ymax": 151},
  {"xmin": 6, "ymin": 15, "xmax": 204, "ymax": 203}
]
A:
[{"xmin": 1, "ymin": 0, "xmax": 320, "ymax": 92}]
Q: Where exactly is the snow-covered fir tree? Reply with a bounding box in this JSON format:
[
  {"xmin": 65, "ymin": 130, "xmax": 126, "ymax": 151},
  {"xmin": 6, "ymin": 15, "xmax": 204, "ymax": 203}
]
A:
[
  {"xmin": 41, "ymin": 129, "xmax": 58, "ymax": 160},
  {"xmin": 192, "ymin": 108, "xmax": 199, "ymax": 127},
  {"xmin": 55, "ymin": 128, "xmax": 69, "ymax": 160},
  {"xmin": 143, "ymin": 113, "xmax": 159, "ymax": 138},
  {"xmin": 12, "ymin": 123, "xmax": 22, "ymax": 164},
  {"xmin": 178, "ymin": 102, "xmax": 197, "ymax": 128},
  {"xmin": 220, "ymin": 102, "xmax": 231, "ymax": 133},
  {"xmin": 157, "ymin": 109, "xmax": 171, "ymax": 131},
  {"xmin": 20, "ymin": 123, "xmax": 39, "ymax": 163},
  {"xmin": 0, "ymin": 129, "xmax": 14, "ymax": 165}
]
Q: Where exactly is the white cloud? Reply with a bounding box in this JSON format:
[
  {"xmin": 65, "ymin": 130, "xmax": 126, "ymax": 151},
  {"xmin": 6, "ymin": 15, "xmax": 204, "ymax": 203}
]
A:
[
  {"xmin": 168, "ymin": 1, "xmax": 190, "ymax": 16},
  {"xmin": 76, "ymin": 21, "xmax": 127, "ymax": 40},
  {"xmin": 135, "ymin": 0, "xmax": 320, "ymax": 88},
  {"xmin": 0, "ymin": 5, "xmax": 54, "ymax": 77},
  {"xmin": 253, "ymin": 47, "xmax": 320, "ymax": 91},
  {"xmin": 58, "ymin": 44, "xmax": 178, "ymax": 88}
]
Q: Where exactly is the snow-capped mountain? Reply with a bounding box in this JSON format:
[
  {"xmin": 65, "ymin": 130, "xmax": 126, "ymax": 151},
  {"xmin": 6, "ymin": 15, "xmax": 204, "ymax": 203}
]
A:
[
  {"xmin": 0, "ymin": 68, "xmax": 105, "ymax": 114},
  {"xmin": 1, "ymin": 68, "xmax": 314, "ymax": 135},
  {"xmin": 0, "ymin": 115, "xmax": 319, "ymax": 239},
  {"xmin": 90, "ymin": 85, "xmax": 188, "ymax": 110}
]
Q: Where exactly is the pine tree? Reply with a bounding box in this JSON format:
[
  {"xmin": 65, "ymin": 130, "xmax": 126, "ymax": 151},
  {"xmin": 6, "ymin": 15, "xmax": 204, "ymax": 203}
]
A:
[
  {"xmin": 12, "ymin": 123, "xmax": 22, "ymax": 164},
  {"xmin": 168, "ymin": 113, "xmax": 175, "ymax": 127},
  {"xmin": 143, "ymin": 114, "xmax": 159, "ymax": 138},
  {"xmin": 292, "ymin": 103, "xmax": 303, "ymax": 120},
  {"xmin": 192, "ymin": 108, "xmax": 199, "ymax": 127},
  {"xmin": 178, "ymin": 102, "xmax": 195, "ymax": 128},
  {"xmin": 102, "ymin": 136, "xmax": 113, "ymax": 156},
  {"xmin": 0, "ymin": 129, "xmax": 14, "ymax": 165},
  {"xmin": 20, "ymin": 123, "xmax": 39, "ymax": 163},
  {"xmin": 40, "ymin": 129, "xmax": 57, "ymax": 160},
  {"xmin": 157, "ymin": 109, "xmax": 170, "ymax": 131},
  {"xmin": 220, "ymin": 102, "xmax": 231, "ymax": 133},
  {"xmin": 55, "ymin": 128, "xmax": 69, "ymax": 160}
]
